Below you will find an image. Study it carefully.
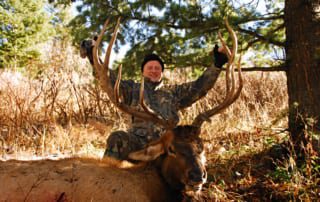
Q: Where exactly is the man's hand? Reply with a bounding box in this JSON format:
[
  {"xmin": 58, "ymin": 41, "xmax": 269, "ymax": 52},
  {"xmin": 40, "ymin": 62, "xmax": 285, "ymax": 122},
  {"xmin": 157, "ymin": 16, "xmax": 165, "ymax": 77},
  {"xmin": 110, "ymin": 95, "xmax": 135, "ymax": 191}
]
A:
[
  {"xmin": 80, "ymin": 39, "xmax": 95, "ymax": 59},
  {"xmin": 213, "ymin": 44, "xmax": 228, "ymax": 68},
  {"xmin": 80, "ymin": 36, "xmax": 100, "ymax": 65}
]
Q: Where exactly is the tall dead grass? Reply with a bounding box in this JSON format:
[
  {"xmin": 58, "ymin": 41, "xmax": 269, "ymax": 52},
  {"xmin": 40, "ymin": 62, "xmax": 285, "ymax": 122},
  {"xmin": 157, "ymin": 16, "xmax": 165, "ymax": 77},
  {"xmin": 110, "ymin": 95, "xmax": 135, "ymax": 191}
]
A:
[
  {"xmin": 0, "ymin": 40, "xmax": 119, "ymax": 159},
  {"xmin": 166, "ymin": 68, "xmax": 288, "ymax": 158},
  {"xmin": 0, "ymin": 40, "xmax": 288, "ymax": 161}
]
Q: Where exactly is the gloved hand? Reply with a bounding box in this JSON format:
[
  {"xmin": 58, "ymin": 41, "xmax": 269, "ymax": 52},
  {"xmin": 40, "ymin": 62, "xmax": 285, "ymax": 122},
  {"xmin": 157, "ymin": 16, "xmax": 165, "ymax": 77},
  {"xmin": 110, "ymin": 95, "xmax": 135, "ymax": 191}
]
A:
[
  {"xmin": 80, "ymin": 36, "xmax": 98, "ymax": 65},
  {"xmin": 213, "ymin": 44, "xmax": 228, "ymax": 68},
  {"xmin": 80, "ymin": 35, "xmax": 99, "ymax": 58},
  {"xmin": 80, "ymin": 39, "xmax": 94, "ymax": 58}
]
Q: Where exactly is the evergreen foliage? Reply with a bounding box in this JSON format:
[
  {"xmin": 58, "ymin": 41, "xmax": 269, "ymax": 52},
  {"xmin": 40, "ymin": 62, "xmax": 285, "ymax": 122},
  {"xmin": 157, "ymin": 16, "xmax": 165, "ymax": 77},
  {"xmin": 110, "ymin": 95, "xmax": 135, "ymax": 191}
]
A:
[
  {"xmin": 62, "ymin": 0, "xmax": 285, "ymax": 76},
  {"xmin": 0, "ymin": 0, "xmax": 286, "ymax": 75},
  {"xmin": 0, "ymin": 0, "xmax": 55, "ymax": 69}
]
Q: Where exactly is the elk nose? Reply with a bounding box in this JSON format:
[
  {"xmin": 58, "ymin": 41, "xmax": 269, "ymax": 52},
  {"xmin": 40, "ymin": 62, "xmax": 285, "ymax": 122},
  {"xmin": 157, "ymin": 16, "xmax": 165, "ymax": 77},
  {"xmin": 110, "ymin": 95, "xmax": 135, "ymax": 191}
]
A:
[{"xmin": 188, "ymin": 169, "xmax": 206, "ymax": 183}]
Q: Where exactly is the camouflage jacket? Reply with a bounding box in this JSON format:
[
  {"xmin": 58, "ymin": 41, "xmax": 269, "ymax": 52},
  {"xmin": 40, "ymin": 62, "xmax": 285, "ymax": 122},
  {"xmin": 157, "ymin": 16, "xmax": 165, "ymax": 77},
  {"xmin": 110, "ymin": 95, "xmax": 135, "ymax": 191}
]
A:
[{"xmin": 108, "ymin": 66, "xmax": 221, "ymax": 138}]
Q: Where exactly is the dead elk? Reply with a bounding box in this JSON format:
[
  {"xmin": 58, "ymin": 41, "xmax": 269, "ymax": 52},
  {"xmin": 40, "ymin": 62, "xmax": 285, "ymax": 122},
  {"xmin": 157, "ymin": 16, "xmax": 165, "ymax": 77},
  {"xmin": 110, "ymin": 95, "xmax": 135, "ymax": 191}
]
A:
[
  {"xmin": 0, "ymin": 18, "xmax": 242, "ymax": 202},
  {"xmin": 0, "ymin": 157, "xmax": 175, "ymax": 202}
]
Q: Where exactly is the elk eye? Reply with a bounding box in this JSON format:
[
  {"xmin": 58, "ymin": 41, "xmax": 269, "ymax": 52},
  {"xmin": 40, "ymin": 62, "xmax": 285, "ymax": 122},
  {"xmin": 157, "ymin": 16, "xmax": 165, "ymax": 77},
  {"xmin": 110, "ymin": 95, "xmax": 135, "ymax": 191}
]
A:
[{"xmin": 168, "ymin": 146, "xmax": 176, "ymax": 156}]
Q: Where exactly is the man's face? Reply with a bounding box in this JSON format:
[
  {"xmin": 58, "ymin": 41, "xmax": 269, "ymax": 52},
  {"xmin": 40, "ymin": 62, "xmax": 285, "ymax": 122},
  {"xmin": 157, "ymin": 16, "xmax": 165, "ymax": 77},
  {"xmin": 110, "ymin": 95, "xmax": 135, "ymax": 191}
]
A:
[{"xmin": 142, "ymin": 60, "xmax": 163, "ymax": 82}]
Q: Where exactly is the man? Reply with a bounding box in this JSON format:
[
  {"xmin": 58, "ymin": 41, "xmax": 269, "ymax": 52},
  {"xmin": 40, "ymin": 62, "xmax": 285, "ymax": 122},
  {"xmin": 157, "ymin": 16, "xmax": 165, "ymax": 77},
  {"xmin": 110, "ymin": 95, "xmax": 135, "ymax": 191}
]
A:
[{"xmin": 80, "ymin": 40, "xmax": 228, "ymax": 160}]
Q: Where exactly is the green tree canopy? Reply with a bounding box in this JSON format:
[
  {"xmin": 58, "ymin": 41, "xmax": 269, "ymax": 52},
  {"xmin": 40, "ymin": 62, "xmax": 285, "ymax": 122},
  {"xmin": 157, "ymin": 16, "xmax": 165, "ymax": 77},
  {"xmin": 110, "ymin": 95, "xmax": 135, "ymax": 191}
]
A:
[
  {"xmin": 60, "ymin": 0, "xmax": 285, "ymax": 76},
  {"xmin": 0, "ymin": 0, "xmax": 55, "ymax": 69}
]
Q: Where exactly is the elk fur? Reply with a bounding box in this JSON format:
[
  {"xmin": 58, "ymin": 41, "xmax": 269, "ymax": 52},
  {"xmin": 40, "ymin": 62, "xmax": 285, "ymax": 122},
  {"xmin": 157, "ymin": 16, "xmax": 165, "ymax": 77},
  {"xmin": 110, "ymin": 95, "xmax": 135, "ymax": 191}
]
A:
[{"xmin": 0, "ymin": 157, "xmax": 176, "ymax": 202}]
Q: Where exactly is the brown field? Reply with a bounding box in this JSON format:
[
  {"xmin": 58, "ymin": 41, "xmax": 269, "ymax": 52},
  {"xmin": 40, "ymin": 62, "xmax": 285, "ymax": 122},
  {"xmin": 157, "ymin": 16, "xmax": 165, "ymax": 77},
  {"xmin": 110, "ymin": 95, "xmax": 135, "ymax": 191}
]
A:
[{"xmin": 0, "ymin": 41, "xmax": 318, "ymax": 201}]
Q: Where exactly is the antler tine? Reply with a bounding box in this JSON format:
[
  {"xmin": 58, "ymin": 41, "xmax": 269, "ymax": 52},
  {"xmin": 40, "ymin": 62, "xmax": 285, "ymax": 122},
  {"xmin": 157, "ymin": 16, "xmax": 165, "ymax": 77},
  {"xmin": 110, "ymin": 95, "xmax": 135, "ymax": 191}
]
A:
[
  {"xmin": 218, "ymin": 31, "xmax": 232, "ymax": 94},
  {"xmin": 192, "ymin": 18, "xmax": 243, "ymax": 127},
  {"xmin": 225, "ymin": 19, "xmax": 237, "ymax": 64},
  {"xmin": 218, "ymin": 18, "xmax": 238, "ymax": 97},
  {"xmin": 94, "ymin": 18, "xmax": 175, "ymax": 130},
  {"xmin": 103, "ymin": 17, "xmax": 121, "ymax": 71},
  {"xmin": 224, "ymin": 18, "xmax": 241, "ymax": 104},
  {"xmin": 92, "ymin": 18, "xmax": 111, "ymax": 75},
  {"xmin": 219, "ymin": 17, "xmax": 239, "ymax": 104},
  {"xmin": 228, "ymin": 54, "xmax": 243, "ymax": 104},
  {"xmin": 216, "ymin": 18, "xmax": 237, "ymax": 107},
  {"xmin": 139, "ymin": 77, "xmax": 176, "ymax": 128},
  {"xmin": 91, "ymin": 18, "xmax": 118, "ymax": 104},
  {"xmin": 114, "ymin": 63, "xmax": 122, "ymax": 103},
  {"xmin": 93, "ymin": 17, "xmax": 123, "ymax": 104},
  {"xmin": 113, "ymin": 64, "xmax": 175, "ymax": 129},
  {"xmin": 218, "ymin": 32, "xmax": 232, "ymax": 58}
]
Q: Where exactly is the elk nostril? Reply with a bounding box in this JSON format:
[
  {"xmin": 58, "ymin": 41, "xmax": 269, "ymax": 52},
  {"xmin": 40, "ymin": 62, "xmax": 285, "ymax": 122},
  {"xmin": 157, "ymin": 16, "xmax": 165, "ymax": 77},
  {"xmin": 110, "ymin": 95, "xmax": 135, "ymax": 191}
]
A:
[
  {"xmin": 188, "ymin": 170, "xmax": 203, "ymax": 183},
  {"xmin": 202, "ymin": 170, "xmax": 207, "ymax": 180}
]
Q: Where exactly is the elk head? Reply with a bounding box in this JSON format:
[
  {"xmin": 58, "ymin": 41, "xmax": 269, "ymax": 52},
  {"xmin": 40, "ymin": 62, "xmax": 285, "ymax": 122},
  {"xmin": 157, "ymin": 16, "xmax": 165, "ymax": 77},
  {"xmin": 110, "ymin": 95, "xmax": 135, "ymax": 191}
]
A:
[{"xmin": 90, "ymin": 17, "xmax": 243, "ymax": 199}]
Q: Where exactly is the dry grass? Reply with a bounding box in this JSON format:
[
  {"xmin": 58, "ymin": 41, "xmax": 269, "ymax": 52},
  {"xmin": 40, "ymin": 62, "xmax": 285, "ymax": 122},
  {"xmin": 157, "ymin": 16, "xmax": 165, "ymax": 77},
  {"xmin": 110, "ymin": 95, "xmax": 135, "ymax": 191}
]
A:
[
  {"xmin": 1, "ymin": 40, "xmax": 318, "ymax": 201},
  {"xmin": 0, "ymin": 67, "xmax": 288, "ymax": 158}
]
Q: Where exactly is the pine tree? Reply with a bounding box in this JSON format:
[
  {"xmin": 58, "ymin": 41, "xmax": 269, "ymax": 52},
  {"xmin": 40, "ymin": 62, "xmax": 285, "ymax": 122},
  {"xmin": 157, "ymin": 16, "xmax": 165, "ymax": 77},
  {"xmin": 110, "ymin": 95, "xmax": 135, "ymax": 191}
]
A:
[
  {"xmin": 60, "ymin": 0, "xmax": 285, "ymax": 77},
  {"xmin": 0, "ymin": 0, "xmax": 55, "ymax": 69}
]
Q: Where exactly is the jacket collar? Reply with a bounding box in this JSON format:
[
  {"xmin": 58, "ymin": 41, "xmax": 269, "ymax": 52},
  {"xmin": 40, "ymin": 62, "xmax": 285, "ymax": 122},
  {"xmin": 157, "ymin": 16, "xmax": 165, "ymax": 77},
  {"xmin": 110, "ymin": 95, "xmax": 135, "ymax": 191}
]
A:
[{"xmin": 144, "ymin": 77, "xmax": 164, "ymax": 91}]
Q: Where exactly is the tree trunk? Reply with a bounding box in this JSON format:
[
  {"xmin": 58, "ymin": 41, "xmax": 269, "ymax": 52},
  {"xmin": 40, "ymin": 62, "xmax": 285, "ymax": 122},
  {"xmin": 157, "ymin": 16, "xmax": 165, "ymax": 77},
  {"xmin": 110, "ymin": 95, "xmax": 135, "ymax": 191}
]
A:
[{"xmin": 284, "ymin": 0, "xmax": 320, "ymax": 154}]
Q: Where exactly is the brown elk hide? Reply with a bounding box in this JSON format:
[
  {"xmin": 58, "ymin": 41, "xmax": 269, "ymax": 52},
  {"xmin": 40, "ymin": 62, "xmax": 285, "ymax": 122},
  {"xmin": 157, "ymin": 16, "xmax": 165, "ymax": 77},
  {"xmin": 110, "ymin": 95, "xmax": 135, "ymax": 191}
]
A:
[{"xmin": 0, "ymin": 157, "xmax": 174, "ymax": 202}]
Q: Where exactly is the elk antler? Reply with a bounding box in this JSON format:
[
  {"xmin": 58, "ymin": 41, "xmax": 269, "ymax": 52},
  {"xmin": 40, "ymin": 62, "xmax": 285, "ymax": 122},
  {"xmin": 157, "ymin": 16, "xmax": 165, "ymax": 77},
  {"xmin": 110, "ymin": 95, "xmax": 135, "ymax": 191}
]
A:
[
  {"xmin": 92, "ymin": 18, "xmax": 120, "ymax": 103},
  {"xmin": 93, "ymin": 18, "xmax": 176, "ymax": 129},
  {"xmin": 192, "ymin": 18, "xmax": 243, "ymax": 127},
  {"xmin": 114, "ymin": 64, "xmax": 176, "ymax": 129}
]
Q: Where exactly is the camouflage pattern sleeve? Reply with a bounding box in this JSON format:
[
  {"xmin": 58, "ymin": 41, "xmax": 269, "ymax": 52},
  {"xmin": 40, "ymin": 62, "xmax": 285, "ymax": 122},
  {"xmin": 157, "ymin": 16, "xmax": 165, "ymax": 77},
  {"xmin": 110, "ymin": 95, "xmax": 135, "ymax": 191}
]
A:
[{"xmin": 172, "ymin": 66, "xmax": 221, "ymax": 109}]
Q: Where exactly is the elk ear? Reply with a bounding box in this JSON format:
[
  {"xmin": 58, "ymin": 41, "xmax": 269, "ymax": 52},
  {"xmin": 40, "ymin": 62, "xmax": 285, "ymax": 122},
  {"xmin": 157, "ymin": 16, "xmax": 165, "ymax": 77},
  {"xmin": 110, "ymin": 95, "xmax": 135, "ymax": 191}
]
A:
[
  {"xmin": 128, "ymin": 131, "xmax": 174, "ymax": 161},
  {"xmin": 128, "ymin": 143, "xmax": 165, "ymax": 161}
]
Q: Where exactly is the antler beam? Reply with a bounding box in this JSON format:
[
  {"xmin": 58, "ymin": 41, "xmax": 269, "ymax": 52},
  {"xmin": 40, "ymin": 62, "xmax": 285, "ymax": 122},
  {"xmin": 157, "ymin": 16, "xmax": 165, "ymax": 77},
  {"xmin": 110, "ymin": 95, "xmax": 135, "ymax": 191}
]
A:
[
  {"xmin": 192, "ymin": 18, "xmax": 243, "ymax": 127},
  {"xmin": 114, "ymin": 63, "xmax": 176, "ymax": 129},
  {"xmin": 93, "ymin": 18, "xmax": 176, "ymax": 129}
]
